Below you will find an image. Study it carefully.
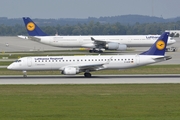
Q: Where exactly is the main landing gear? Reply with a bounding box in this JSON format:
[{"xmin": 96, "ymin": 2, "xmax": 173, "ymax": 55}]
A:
[
  {"xmin": 89, "ymin": 48, "xmax": 104, "ymax": 53},
  {"xmin": 84, "ymin": 72, "xmax": 92, "ymax": 78}
]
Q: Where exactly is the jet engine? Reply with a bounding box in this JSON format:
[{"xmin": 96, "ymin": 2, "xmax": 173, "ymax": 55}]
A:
[
  {"xmin": 61, "ymin": 67, "xmax": 79, "ymax": 75},
  {"xmin": 105, "ymin": 43, "xmax": 127, "ymax": 51}
]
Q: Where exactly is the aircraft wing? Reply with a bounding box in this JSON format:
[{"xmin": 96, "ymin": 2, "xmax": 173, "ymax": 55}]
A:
[
  {"xmin": 61, "ymin": 58, "xmax": 112, "ymax": 71},
  {"xmin": 91, "ymin": 37, "xmax": 111, "ymax": 46},
  {"xmin": 78, "ymin": 63, "xmax": 106, "ymax": 71},
  {"xmin": 60, "ymin": 63, "xmax": 105, "ymax": 72},
  {"xmin": 18, "ymin": 35, "xmax": 41, "ymax": 42}
]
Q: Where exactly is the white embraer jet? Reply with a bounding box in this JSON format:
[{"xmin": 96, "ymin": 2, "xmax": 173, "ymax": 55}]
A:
[
  {"xmin": 18, "ymin": 17, "xmax": 176, "ymax": 53},
  {"xmin": 8, "ymin": 32, "xmax": 171, "ymax": 77}
]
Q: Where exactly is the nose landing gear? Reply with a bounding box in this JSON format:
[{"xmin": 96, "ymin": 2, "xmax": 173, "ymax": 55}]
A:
[{"xmin": 22, "ymin": 71, "xmax": 27, "ymax": 78}]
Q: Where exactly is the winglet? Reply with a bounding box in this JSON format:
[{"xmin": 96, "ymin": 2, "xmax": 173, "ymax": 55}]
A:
[
  {"xmin": 140, "ymin": 32, "xmax": 169, "ymax": 56},
  {"xmin": 91, "ymin": 37, "xmax": 95, "ymax": 41},
  {"xmin": 23, "ymin": 17, "xmax": 48, "ymax": 36}
]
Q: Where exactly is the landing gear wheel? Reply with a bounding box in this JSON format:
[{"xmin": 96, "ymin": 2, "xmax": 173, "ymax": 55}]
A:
[
  {"xmin": 98, "ymin": 50, "xmax": 103, "ymax": 53},
  {"xmin": 89, "ymin": 50, "xmax": 93, "ymax": 53},
  {"xmin": 23, "ymin": 75, "xmax": 27, "ymax": 78},
  {"xmin": 84, "ymin": 73, "xmax": 92, "ymax": 78}
]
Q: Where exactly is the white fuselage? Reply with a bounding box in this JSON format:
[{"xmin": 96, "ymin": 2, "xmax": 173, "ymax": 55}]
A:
[
  {"xmin": 7, "ymin": 55, "xmax": 166, "ymax": 72},
  {"xmin": 35, "ymin": 35, "xmax": 175, "ymax": 48}
]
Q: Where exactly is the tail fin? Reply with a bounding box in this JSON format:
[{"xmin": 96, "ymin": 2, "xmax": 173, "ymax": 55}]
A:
[
  {"xmin": 140, "ymin": 32, "xmax": 169, "ymax": 56},
  {"xmin": 23, "ymin": 17, "xmax": 48, "ymax": 36}
]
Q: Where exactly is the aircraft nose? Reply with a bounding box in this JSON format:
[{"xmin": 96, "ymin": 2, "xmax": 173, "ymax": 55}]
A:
[{"xmin": 7, "ymin": 64, "xmax": 13, "ymax": 70}]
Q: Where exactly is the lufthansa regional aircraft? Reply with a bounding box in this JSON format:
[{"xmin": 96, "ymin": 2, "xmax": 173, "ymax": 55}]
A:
[
  {"xmin": 18, "ymin": 17, "xmax": 176, "ymax": 53},
  {"xmin": 8, "ymin": 32, "xmax": 171, "ymax": 77}
]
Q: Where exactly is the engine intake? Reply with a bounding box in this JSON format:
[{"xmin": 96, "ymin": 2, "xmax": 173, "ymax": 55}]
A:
[{"xmin": 105, "ymin": 43, "xmax": 127, "ymax": 51}]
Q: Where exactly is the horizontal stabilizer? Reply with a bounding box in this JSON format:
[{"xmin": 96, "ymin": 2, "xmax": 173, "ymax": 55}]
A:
[{"xmin": 152, "ymin": 56, "xmax": 172, "ymax": 61}]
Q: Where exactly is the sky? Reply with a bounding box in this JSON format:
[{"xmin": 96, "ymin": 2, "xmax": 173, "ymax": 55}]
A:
[{"xmin": 0, "ymin": 0, "xmax": 180, "ymax": 19}]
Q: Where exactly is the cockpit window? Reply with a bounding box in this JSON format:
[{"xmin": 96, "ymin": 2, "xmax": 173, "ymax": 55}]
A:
[{"xmin": 14, "ymin": 60, "xmax": 21, "ymax": 62}]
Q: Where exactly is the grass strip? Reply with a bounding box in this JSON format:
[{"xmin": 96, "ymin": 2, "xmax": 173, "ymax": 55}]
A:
[{"xmin": 0, "ymin": 84, "xmax": 180, "ymax": 120}]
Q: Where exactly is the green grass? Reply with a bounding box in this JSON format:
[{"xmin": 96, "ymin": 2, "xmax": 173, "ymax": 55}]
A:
[
  {"xmin": 0, "ymin": 84, "xmax": 180, "ymax": 120},
  {"xmin": 1, "ymin": 64, "xmax": 180, "ymax": 75},
  {"xmin": 0, "ymin": 61, "xmax": 13, "ymax": 66}
]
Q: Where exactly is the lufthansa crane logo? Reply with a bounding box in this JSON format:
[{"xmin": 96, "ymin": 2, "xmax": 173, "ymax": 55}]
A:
[
  {"xmin": 27, "ymin": 22, "xmax": 35, "ymax": 31},
  {"xmin": 156, "ymin": 40, "xmax": 165, "ymax": 50}
]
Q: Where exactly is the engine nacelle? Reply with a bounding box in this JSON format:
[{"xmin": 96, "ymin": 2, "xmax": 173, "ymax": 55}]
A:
[
  {"xmin": 61, "ymin": 67, "xmax": 79, "ymax": 75},
  {"xmin": 105, "ymin": 43, "xmax": 127, "ymax": 51}
]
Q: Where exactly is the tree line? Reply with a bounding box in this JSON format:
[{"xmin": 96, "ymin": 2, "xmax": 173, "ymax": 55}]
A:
[{"xmin": 0, "ymin": 21, "xmax": 180, "ymax": 36}]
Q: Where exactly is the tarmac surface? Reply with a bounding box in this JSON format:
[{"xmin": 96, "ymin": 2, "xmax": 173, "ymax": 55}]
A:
[{"xmin": 0, "ymin": 74, "xmax": 180, "ymax": 84}]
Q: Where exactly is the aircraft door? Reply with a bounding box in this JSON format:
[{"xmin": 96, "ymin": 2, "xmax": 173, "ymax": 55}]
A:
[
  {"xmin": 78, "ymin": 36, "xmax": 83, "ymax": 45},
  {"xmin": 27, "ymin": 57, "xmax": 32, "ymax": 67},
  {"xmin": 136, "ymin": 55, "xmax": 139, "ymax": 65}
]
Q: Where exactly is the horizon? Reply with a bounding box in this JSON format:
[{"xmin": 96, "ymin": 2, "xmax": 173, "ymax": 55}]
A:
[{"xmin": 0, "ymin": 14, "xmax": 179, "ymax": 19}]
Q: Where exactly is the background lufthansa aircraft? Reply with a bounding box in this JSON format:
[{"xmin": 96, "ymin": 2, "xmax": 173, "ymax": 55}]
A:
[
  {"xmin": 9, "ymin": 32, "xmax": 171, "ymax": 77},
  {"xmin": 18, "ymin": 17, "xmax": 176, "ymax": 53}
]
